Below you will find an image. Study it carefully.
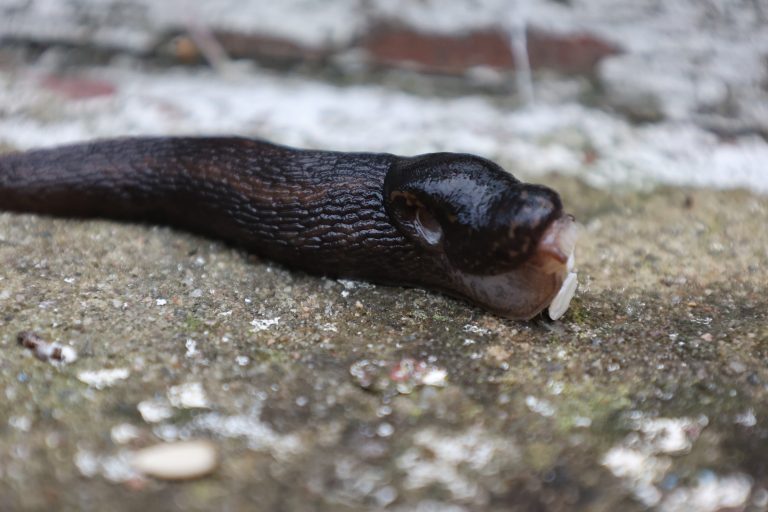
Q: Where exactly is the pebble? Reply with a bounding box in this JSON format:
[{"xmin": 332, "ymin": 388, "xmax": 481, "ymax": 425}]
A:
[
  {"xmin": 17, "ymin": 331, "xmax": 78, "ymax": 365},
  {"xmin": 110, "ymin": 423, "xmax": 141, "ymax": 444},
  {"xmin": 131, "ymin": 440, "xmax": 218, "ymax": 480},
  {"xmin": 77, "ymin": 368, "xmax": 130, "ymax": 389},
  {"xmin": 137, "ymin": 399, "xmax": 173, "ymax": 423},
  {"xmin": 167, "ymin": 381, "xmax": 209, "ymax": 409}
]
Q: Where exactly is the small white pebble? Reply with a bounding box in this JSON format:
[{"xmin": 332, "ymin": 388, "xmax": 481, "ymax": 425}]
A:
[
  {"xmin": 735, "ymin": 409, "xmax": 757, "ymax": 427},
  {"xmin": 184, "ymin": 339, "xmax": 198, "ymax": 358},
  {"xmin": 167, "ymin": 382, "xmax": 209, "ymax": 409},
  {"xmin": 338, "ymin": 279, "xmax": 358, "ymax": 290},
  {"xmin": 526, "ymin": 395, "xmax": 556, "ymax": 417},
  {"xmin": 463, "ymin": 324, "xmax": 491, "ymax": 335},
  {"xmin": 111, "ymin": 423, "xmax": 141, "ymax": 444},
  {"xmin": 420, "ymin": 368, "xmax": 448, "ymax": 387},
  {"xmin": 137, "ymin": 399, "xmax": 173, "ymax": 423},
  {"xmin": 77, "ymin": 368, "xmax": 130, "ymax": 389},
  {"xmin": 377, "ymin": 423, "xmax": 395, "ymax": 437},
  {"xmin": 131, "ymin": 441, "xmax": 218, "ymax": 480},
  {"xmin": 38, "ymin": 342, "xmax": 78, "ymax": 364},
  {"xmin": 9, "ymin": 415, "xmax": 31, "ymax": 432},
  {"xmin": 18, "ymin": 332, "xmax": 78, "ymax": 364},
  {"xmin": 156, "ymin": 299, "xmax": 167, "ymax": 306},
  {"xmin": 251, "ymin": 317, "xmax": 280, "ymax": 332},
  {"xmin": 573, "ymin": 416, "xmax": 593, "ymax": 428}
]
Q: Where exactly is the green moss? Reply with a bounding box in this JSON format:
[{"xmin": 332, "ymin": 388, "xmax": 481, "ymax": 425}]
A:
[{"xmin": 183, "ymin": 314, "xmax": 205, "ymax": 333}]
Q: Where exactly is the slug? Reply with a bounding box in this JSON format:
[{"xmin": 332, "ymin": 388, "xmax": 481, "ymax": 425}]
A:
[{"xmin": 0, "ymin": 137, "xmax": 579, "ymax": 320}]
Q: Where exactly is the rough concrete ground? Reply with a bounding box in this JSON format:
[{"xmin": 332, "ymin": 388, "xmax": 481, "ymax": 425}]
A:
[{"xmin": 1, "ymin": 169, "xmax": 767, "ymax": 510}]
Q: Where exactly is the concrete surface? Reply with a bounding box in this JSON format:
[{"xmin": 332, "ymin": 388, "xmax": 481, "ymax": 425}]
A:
[{"xmin": 1, "ymin": 168, "xmax": 767, "ymax": 512}]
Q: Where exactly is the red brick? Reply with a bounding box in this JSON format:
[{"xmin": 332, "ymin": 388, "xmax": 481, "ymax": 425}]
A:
[
  {"xmin": 39, "ymin": 75, "xmax": 116, "ymax": 100},
  {"xmin": 363, "ymin": 24, "xmax": 620, "ymax": 75},
  {"xmin": 213, "ymin": 31, "xmax": 329, "ymax": 63},
  {"xmin": 527, "ymin": 29, "xmax": 620, "ymax": 75}
]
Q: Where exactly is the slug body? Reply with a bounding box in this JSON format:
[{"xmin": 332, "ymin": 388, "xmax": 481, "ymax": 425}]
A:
[{"xmin": 0, "ymin": 137, "xmax": 578, "ymax": 320}]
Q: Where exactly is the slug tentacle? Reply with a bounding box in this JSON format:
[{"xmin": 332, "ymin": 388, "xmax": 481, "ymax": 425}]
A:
[{"xmin": 0, "ymin": 137, "xmax": 578, "ymax": 320}]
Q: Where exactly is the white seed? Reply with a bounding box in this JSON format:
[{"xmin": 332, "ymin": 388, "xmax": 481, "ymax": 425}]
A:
[
  {"xmin": 131, "ymin": 440, "xmax": 218, "ymax": 480},
  {"xmin": 548, "ymin": 272, "xmax": 579, "ymax": 321}
]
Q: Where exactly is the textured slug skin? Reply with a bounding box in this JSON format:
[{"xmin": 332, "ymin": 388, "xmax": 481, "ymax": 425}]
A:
[{"xmin": 0, "ymin": 137, "xmax": 571, "ymax": 319}]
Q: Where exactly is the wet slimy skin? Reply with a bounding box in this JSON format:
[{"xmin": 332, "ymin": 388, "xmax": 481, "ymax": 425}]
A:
[{"xmin": 0, "ymin": 137, "xmax": 578, "ymax": 320}]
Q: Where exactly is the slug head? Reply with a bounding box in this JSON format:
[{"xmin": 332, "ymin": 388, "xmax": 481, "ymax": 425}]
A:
[{"xmin": 384, "ymin": 153, "xmax": 578, "ymax": 320}]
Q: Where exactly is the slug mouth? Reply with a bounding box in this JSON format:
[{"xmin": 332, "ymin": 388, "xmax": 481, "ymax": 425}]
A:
[
  {"xmin": 446, "ymin": 213, "xmax": 580, "ymax": 321},
  {"xmin": 532, "ymin": 214, "xmax": 580, "ymax": 320},
  {"xmin": 532, "ymin": 214, "xmax": 578, "ymax": 273}
]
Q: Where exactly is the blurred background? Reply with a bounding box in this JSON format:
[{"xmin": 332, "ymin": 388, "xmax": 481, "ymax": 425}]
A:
[{"xmin": 1, "ymin": 0, "xmax": 766, "ymax": 191}]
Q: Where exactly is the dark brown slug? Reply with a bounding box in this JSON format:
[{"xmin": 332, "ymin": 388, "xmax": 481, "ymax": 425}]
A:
[{"xmin": 0, "ymin": 137, "xmax": 579, "ymax": 320}]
